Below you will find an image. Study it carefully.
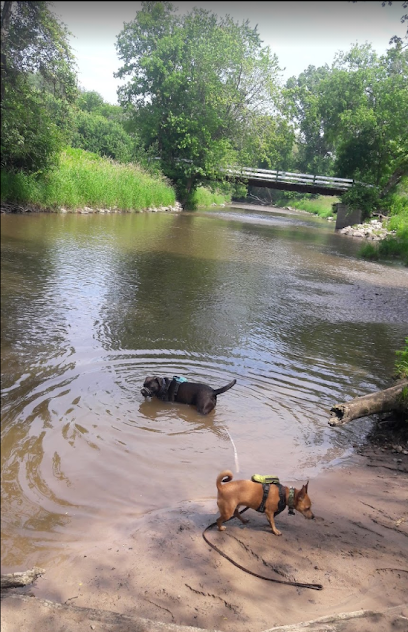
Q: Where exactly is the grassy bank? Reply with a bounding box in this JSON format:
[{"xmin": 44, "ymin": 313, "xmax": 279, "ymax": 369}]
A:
[
  {"xmin": 280, "ymin": 194, "xmax": 339, "ymax": 218},
  {"xmin": 1, "ymin": 148, "xmax": 176, "ymax": 211},
  {"xmin": 275, "ymin": 184, "xmax": 407, "ymax": 265},
  {"xmin": 191, "ymin": 185, "xmax": 231, "ymax": 207},
  {"xmin": 359, "ymin": 177, "xmax": 408, "ymax": 266}
]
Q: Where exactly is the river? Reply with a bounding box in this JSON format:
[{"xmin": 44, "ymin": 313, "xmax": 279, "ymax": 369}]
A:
[{"xmin": 1, "ymin": 204, "xmax": 407, "ymax": 570}]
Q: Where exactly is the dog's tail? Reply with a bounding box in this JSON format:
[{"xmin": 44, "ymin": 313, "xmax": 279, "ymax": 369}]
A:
[
  {"xmin": 213, "ymin": 379, "xmax": 236, "ymax": 396},
  {"xmin": 216, "ymin": 470, "xmax": 233, "ymax": 491}
]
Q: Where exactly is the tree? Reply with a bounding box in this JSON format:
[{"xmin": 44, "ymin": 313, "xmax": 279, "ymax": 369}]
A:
[
  {"xmin": 115, "ymin": 1, "xmax": 281, "ymax": 207},
  {"xmin": 322, "ymin": 44, "xmax": 408, "ymax": 190},
  {"xmin": 284, "ymin": 42, "xmax": 408, "ymax": 204},
  {"xmin": 1, "ymin": 1, "xmax": 76, "ymax": 101},
  {"xmin": 71, "ymin": 110, "xmax": 136, "ymax": 163},
  {"xmin": 1, "ymin": 1, "xmax": 77, "ymax": 172},
  {"xmin": 284, "ymin": 65, "xmax": 335, "ymax": 176},
  {"xmin": 76, "ymin": 89, "xmax": 105, "ymax": 113}
]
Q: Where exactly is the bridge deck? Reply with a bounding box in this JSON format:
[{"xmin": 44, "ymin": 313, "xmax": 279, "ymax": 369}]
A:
[{"xmin": 222, "ymin": 167, "xmax": 353, "ymax": 196}]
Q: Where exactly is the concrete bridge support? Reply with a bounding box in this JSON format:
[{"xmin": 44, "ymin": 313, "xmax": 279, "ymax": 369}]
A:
[{"xmin": 334, "ymin": 203, "xmax": 362, "ymax": 229}]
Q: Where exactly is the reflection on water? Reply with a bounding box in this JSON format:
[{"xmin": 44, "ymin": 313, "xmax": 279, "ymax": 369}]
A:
[{"xmin": 1, "ymin": 207, "xmax": 407, "ymax": 568}]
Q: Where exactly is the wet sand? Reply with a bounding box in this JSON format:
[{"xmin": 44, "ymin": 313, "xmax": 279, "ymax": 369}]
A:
[{"xmin": 2, "ymin": 433, "xmax": 407, "ymax": 632}]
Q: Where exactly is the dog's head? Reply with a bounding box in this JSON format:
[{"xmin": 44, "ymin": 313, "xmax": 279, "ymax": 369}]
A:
[
  {"xmin": 141, "ymin": 376, "xmax": 163, "ymax": 397},
  {"xmin": 294, "ymin": 481, "xmax": 314, "ymax": 520}
]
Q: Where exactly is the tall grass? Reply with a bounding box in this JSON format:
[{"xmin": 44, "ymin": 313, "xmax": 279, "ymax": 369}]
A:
[
  {"xmin": 278, "ymin": 195, "xmax": 339, "ymax": 218},
  {"xmin": 1, "ymin": 147, "xmax": 176, "ymax": 211},
  {"xmin": 395, "ymin": 338, "xmax": 408, "ymax": 380},
  {"xmin": 191, "ymin": 185, "xmax": 231, "ymax": 207},
  {"xmin": 359, "ymin": 178, "xmax": 408, "ymax": 265}
]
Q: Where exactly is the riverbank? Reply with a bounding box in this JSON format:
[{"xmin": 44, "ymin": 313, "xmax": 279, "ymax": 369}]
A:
[
  {"xmin": 2, "ymin": 426, "xmax": 407, "ymax": 632},
  {"xmin": 0, "ymin": 201, "xmax": 184, "ymax": 215},
  {"xmin": 1, "ymin": 149, "xmax": 178, "ymax": 213},
  {"xmin": 337, "ymin": 218, "xmax": 395, "ymax": 240}
]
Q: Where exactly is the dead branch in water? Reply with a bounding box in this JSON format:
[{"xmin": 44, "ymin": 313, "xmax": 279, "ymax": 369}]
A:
[{"xmin": 329, "ymin": 380, "xmax": 408, "ymax": 426}]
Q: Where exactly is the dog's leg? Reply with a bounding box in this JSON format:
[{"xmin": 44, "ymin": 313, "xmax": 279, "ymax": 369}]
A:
[
  {"xmin": 216, "ymin": 515, "xmax": 228, "ymax": 531},
  {"xmin": 265, "ymin": 509, "xmax": 282, "ymax": 536},
  {"xmin": 217, "ymin": 505, "xmax": 248, "ymax": 531},
  {"xmin": 234, "ymin": 507, "xmax": 249, "ymax": 524},
  {"xmin": 196, "ymin": 393, "xmax": 216, "ymax": 415},
  {"xmin": 216, "ymin": 500, "xmax": 237, "ymax": 531}
]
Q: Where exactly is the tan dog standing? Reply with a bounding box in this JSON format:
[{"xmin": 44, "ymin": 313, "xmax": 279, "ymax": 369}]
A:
[{"xmin": 216, "ymin": 470, "xmax": 314, "ymax": 536}]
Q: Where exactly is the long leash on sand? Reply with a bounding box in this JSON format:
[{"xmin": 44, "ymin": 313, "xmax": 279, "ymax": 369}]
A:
[
  {"xmin": 202, "ymin": 510, "xmax": 323, "ymax": 591},
  {"xmin": 216, "ymin": 427, "xmax": 323, "ymax": 589}
]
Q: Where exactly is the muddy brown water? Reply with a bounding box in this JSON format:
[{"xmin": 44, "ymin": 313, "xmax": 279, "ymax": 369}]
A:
[{"xmin": 1, "ymin": 204, "xmax": 407, "ymax": 571}]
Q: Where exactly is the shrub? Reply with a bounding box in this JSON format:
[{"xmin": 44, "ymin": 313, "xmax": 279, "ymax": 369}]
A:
[
  {"xmin": 395, "ymin": 338, "xmax": 408, "ymax": 380},
  {"xmin": 358, "ymin": 242, "xmax": 379, "ymax": 261},
  {"xmin": 342, "ymin": 183, "xmax": 380, "ymax": 221}
]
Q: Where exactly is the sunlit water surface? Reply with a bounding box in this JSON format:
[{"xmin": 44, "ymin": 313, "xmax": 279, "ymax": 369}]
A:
[{"xmin": 1, "ymin": 206, "xmax": 407, "ymax": 568}]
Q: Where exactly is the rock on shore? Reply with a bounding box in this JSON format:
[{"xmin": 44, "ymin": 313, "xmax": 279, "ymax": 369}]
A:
[
  {"xmin": 0, "ymin": 202, "xmax": 183, "ymax": 214},
  {"xmin": 338, "ymin": 218, "xmax": 394, "ymax": 241}
]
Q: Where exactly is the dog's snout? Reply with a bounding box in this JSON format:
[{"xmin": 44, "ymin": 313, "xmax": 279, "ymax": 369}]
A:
[{"xmin": 302, "ymin": 509, "xmax": 314, "ymax": 520}]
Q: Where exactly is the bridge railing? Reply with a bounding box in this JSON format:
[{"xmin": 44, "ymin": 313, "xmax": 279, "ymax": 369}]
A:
[{"xmin": 222, "ymin": 167, "xmax": 354, "ymax": 191}]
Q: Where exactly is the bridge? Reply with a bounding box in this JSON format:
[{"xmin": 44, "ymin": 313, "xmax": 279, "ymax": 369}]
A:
[{"xmin": 222, "ymin": 166, "xmax": 354, "ymax": 196}]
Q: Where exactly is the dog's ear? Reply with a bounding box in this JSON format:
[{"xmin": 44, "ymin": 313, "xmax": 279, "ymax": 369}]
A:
[
  {"xmin": 298, "ymin": 481, "xmax": 309, "ymax": 498},
  {"xmin": 155, "ymin": 377, "xmax": 163, "ymax": 388}
]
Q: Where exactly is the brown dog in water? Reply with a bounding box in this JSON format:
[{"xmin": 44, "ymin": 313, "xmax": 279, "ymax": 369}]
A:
[{"xmin": 216, "ymin": 470, "xmax": 314, "ymax": 535}]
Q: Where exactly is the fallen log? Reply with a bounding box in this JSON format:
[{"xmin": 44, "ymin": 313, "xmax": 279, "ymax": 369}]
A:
[
  {"xmin": 329, "ymin": 380, "xmax": 408, "ymax": 426},
  {"xmin": 1, "ymin": 567, "xmax": 45, "ymax": 589}
]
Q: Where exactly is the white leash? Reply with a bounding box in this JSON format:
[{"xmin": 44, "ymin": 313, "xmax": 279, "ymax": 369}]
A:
[{"xmin": 224, "ymin": 428, "xmax": 240, "ymax": 473}]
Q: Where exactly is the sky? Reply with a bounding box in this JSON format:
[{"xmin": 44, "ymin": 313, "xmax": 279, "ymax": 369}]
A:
[{"xmin": 53, "ymin": 1, "xmax": 406, "ymax": 104}]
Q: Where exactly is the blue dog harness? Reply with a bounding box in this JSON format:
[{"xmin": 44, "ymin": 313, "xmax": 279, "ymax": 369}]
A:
[
  {"xmin": 171, "ymin": 375, "xmax": 187, "ymax": 399},
  {"xmin": 153, "ymin": 375, "xmax": 187, "ymax": 401}
]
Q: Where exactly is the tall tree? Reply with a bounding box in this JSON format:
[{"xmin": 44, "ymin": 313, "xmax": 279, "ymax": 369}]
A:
[
  {"xmin": 285, "ymin": 43, "xmax": 408, "ymax": 197},
  {"xmin": 115, "ymin": 1, "xmax": 281, "ymax": 207},
  {"xmin": 1, "ymin": 1, "xmax": 77, "ymax": 172},
  {"xmin": 284, "ymin": 65, "xmax": 335, "ymax": 176},
  {"xmin": 322, "ymin": 44, "xmax": 408, "ymax": 189}
]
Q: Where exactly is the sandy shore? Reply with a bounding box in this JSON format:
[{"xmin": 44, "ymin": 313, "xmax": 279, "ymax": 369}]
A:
[{"xmin": 2, "ymin": 424, "xmax": 408, "ymax": 632}]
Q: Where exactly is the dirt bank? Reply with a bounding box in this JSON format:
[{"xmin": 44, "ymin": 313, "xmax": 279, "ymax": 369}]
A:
[{"xmin": 2, "ymin": 420, "xmax": 407, "ymax": 632}]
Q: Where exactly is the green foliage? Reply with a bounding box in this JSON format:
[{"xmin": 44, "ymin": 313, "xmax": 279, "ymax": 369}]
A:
[
  {"xmin": 284, "ymin": 195, "xmax": 338, "ymax": 218},
  {"xmin": 358, "ymin": 182, "xmax": 408, "ymax": 265},
  {"xmin": 76, "ymin": 89, "xmax": 126, "ymax": 122},
  {"xmin": 1, "ymin": 76, "xmax": 70, "ymax": 173},
  {"xmin": 378, "ymin": 235, "xmax": 408, "ymax": 264},
  {"xmin": 384, "ymin": 175, "xmax": 408, "ymax": 217},
  {"xmin": 342, "ymin": 183, "xmax": 381, "ymax": 221},
  {"xmin": 191, "ymin": 186, "xmax": 231, "ymax": 207},
  {"xmin": 388, "ymin": 211, "xmax": 408, "ymax": 236},
  {"xmin": 358, "ymin": 242, "xmax": 380, "ymax": 261},
  {"xmin": 284, "ymin": 44, "xmax": 408, "ymax": 201},
  {"xmin": 1, "ymin": 1, "xmax": 77, "ymax": 173},
  {"xmin": 71, "ymin": 90, "xmax": 160, "ymax": 169},
  {"xmin": 70, "ymin": 110, "xmax": 136, "ymax": 163},
  {"xmin": 322, "ymin": 45, "xmax": 408, "ymax": 188},
  {"xmin": 1, "ymin": 148, "xmax": 176, "ymax": 211},
  {"xmin": 1, "ymin": 1, "xmax": 76, "ymax": 98},
  {"xmin": 395, "ymin": 339, "xmax": 408, "ymax": 380},
  {"xmin": 76, "ymin": 90, "xmax": 105, "ymax": 113},
  {"xmin": 238, "ymin": 115, "xmax": 295, "ymax": 172},
  {"xmin": 284, "ymin": 64, "xmax": 335, "ymax": 175},
  {"xmin": 378, "ymin": 177, "xmax": 408, "ymax": 264},
  {"xmin": 115, "ymin": 2, "xmax": 281, "ymax": 207}
]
